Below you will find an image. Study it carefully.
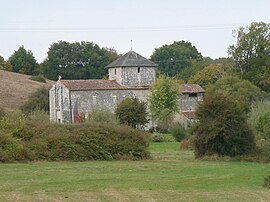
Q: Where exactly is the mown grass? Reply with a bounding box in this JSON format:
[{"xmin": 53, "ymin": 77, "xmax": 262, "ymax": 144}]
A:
[{"xmin": 0, "ymin": 142, "xmax": 270, "ymax": 201}]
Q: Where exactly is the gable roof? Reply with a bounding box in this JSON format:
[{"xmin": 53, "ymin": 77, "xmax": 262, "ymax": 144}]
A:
[
  {"xmin": 59, "ymin": 79, "xmax": 149, "ymax": 91},
  {"xmin": 106, "ymin": 50, "xmax": 157, "ymax": 68},
  {"xmin": 180, "ymin": 84, "xmax": 205, "ymax": 94}
]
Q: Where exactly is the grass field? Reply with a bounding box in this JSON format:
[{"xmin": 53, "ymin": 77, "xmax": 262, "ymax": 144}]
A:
[{"xmin": 0, "ymin": 142, "xmax": 270, "ymax": 201}]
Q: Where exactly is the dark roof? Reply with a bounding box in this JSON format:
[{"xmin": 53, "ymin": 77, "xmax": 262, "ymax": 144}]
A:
[
  {"xmin": 180, "ymin": 84, "xmax": 205, "ymax": 94},
  {"xmin": 59, "ymin": 80, "xmax": 148, "ymax": 91},
  {"xmin": 106, "ymin": 50, "xmax": 157, "ymax": 68}
]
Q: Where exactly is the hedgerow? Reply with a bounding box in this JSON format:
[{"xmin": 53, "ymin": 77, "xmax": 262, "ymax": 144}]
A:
[{"xmin": 0, "ymin": 111, "xmax": 150, "ymax": 162}]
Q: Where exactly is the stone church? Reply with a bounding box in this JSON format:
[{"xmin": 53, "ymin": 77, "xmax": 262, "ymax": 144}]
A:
[{"xmin": 49, "ymin": 50, "xmax": 204, "ymax": 124}]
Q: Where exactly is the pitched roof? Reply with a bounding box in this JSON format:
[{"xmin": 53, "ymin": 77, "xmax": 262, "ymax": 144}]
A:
[
  {"xmin": 180, "ymin": 84, "xmax": 205, "ymax": 94},
  {"xmin": 106, "ymin": 50, "xmax": 157, "ymax": 68},
  {"xmin": 60, "ymin": 80, "xmax": 127, "ymax": 91},
  {"xmin": 59, "ymin": 80, "xmax": 149, "ymax": 91}
]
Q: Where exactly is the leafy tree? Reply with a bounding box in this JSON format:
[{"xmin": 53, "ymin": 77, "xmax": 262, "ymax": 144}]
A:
[
  {"xmin": 188, "ymin": 64, "xmax": 225, "ymax": 88},
  {"xmin": 8, "ymin": 46, "xmax": 38, "ymax": 75},
  {"xmin": 150, "ymin": 76, "xmax": 179, "ymax": 130},
  {"xmin": 177, "ymin": 57, "xmax": 213, "ymax": 82},
  {"xmin": 206, "ymin": 76, "xmax": 266, "ymax": 112},
  {"xmin": 150, "ymin": 41, "xmax": 202, "ymax": 77},
  {"xmin": 42, "ymin": 41, "xmax": 119, "ymax": 80},
  {"xmin": 0, "ymin": 56, "xmax": 12, "ymax": 71},
  {"xmin": 115, "ymin": 98, "xmax": 148, "ymax": 128},
  {"xmin": 228, "ymin": 22, "xmax": 270, "ymax": 91},
  {"xmin": 194, "ymin": 93, "xmax": 255, "ymax": 158}
]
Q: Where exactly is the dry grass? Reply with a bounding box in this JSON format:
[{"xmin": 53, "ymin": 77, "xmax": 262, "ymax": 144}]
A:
[{"xmin": 0, "ymin": 70, "xmax": 54, "ymax": 112}]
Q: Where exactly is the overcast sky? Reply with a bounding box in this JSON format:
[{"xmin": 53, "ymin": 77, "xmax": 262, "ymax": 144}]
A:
[{"xmin": 0, "ymin": 0, "xmax": 269, "ymax": 62}]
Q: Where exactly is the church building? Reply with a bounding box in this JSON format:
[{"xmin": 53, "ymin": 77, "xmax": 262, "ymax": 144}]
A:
[{"xmin": 49, "ymin": 50, "xmax": 204, "ymax": 124}]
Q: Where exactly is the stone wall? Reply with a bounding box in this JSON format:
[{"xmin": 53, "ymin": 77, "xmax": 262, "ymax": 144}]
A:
[
  {"xmin": 109, "ymin": 66, "xmax": 155, "ymax": 87},
  {"xmin": 180, "ymin": 93, "xmax": 203, "ymax": 112}
]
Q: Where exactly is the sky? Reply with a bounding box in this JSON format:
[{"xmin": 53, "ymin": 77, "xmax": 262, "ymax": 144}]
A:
[{"xmin": 0, "ymin": 0, "xmax": 269, "ymax": 62}]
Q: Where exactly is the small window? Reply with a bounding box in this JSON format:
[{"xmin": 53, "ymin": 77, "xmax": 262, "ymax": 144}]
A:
[
  {"xmin": 189, "ymin": 93, "xmax": 197, "ymax": 97},
  {"xmin": 115, "ymin": 68, "xmax": 117, "ymax": 75},
  {"xmin": 138, "ymin": 67, "xmax": 140, "ymax": 73}
]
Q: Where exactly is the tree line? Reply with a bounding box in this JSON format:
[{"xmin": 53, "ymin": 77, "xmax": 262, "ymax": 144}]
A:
[{"xmin": 1, "ymin": 22, "xmax": 269, "ymax": 94}]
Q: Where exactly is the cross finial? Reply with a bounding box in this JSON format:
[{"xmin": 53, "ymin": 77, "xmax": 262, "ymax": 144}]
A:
[{"xmin": 131, "ymin": 40, "xmax": 133, "ymax": 51}]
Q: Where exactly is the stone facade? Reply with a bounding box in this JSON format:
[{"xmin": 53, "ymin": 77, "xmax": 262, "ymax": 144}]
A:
[{"xmin": 49, "ymin": 50, "xmax": 205, "ymax": 125}]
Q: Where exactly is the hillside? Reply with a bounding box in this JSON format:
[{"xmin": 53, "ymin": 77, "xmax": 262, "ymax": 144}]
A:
[{"xmin": 0, "ymin": 70, "xmax": 54, "ymax": 112}]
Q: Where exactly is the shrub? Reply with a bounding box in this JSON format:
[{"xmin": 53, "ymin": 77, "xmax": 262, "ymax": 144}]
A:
[
  {"xmin": 29, "ymin": 75, "xmax": 46, "ymax": 83},
  {"xmin": 115, "ymin": 98, "xmax": 148, "ymax": 128},
  {"xmin": 170, "ymin": 123, "xmax": 187, "ymax": 142},
  {"xmin": 0, "ymin": 111, "xmax": 151, "ymax": 162},
  {"xmin": 20, "ymin": 87, "xmax": 49, "ymax": 113},
  {"xmin": 88, "ymin": 107, "xmax": 118, "ymax": 124},
  {"xmin": 194, "ymin": 93, "xmax": 255, "ymax": 158}
]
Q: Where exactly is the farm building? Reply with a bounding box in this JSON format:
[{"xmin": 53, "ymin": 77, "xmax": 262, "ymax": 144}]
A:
[{"xmin": 49, "ymin": 50, "xmax": 204, "ymax": 125}]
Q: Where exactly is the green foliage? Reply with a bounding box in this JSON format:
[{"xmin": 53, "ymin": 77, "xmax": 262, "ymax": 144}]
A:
[
  {"xmin": 170, "ymin": 123, "xmax": 187, "ymax": 142},
  {"xmin": 8, "ymin": 46, "xmax": 38, "ymax": 75},
  {"xmin": 177, "ymin": 57, "xmax": 213, "ymax": 82},
  {"xmin": 155, "ymin": 109, "xmax": 174, "ymax": 133},
  {"xmin": 20, "ymin": 88, "xmax": 49, "ymax": 113},
  {"xmin": 248, "ymin": 101, "xmax": 270, "ymax": 140},
  {"xmin": 29, "ymin": 75, "xmax": 46, "ymax": 83},
  {"xmin": 151, "ymin": 41, "xmax": 202, "ymax": 77},
  {"xmin": 188, "ymin": 64, "xmax": 225, "ymax": 88},
  {"xmin": 87, "ymin": 107, "xmax": 118, "ymax": 124},
  {"xmin": 115, "ymin": 98, "xmax": 148, "ymax": 128},
  {"xmin": 194, "ymin": 93, "xmax": 255, "ymax": 158},
  {"xmin": 0, "ymin": 111, "xmax": 150, "ymax": 162},
  {"xmin": 43, "ymin": 41, "xmax": 119, "ymax": 80},
  {"xmin": 206, "ymin": 76, "xmax": 266, "ymax": 113},
  {"xmin": 150, "ymin": 76, "xmax": 179, "ymax": 119},
  {"xmin": 151, "ymin": 133, "xmax": 176, "ymax": 142},
  {"xmin": 229, "ymin": 22, "xmax": 270, "ymax": 91}
]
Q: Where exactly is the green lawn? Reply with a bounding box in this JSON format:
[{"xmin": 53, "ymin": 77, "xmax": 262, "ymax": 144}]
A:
[{"xmin": 0, "ymin": 142, "xmax": 270, "ymax": 201}]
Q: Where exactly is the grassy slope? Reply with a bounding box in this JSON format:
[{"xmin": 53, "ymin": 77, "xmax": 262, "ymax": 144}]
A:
[
  {"xmin": 0, "ymin": 70, "xmax": 54, "ymax": 112},
  {"xmin": 0, "ymin": 142, "xmax": 270, "ymax": 201}
]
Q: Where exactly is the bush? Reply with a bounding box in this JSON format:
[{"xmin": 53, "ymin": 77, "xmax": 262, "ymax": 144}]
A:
[
  {"xmin": 87, "ymin": 107, "xmax": 118, "ymax": 124},
  {"xmin": 115, "ymin": 98, "xmax": 148, "ymax": 128},
  {"xmin": 20, "ymin": 87, "xmax": 49, "ymax": 113},
  {"xmin": 170, "ymin": 123, "xmax": 187, "ymax": 142},
  {"xmin": 29, "ymin": 75, "xmax": 46, "ymax": 83},
  {"xmin": 0, "ymin": 111, "xmax": 151, "ymax": 162},
  {"xmin": 194, "ymin": 93, "xmax": 255, "ymax": 158}
]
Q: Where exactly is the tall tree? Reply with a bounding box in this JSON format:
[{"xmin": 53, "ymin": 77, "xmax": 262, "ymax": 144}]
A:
[
  {"xmin": 42, "ymin": 41, "xmax": 119, "ymax": 80},
  {"xmin": 150, "ymin": 76, "xmax": 179, "ymax": 130},
  {"xmin": 8, "ymin": 46, "xmax": 37, "ymax": 75},
  {"xmin": 228, "ymin": 22, "xmax": 270, "ymax": 91},
  {"xmin": 150, "ymin": 41, "xmax": 202, "ymax": 77}
]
